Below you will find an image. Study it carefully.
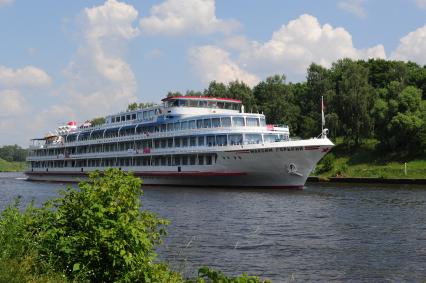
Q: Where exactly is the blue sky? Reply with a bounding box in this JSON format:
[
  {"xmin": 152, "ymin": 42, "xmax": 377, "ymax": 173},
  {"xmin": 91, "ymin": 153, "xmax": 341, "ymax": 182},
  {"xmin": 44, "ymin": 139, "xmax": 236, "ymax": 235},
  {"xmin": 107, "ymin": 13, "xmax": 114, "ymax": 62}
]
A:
[{"xmin": 0, "ymin": 0, "xmax": 425, "ymax": 146}]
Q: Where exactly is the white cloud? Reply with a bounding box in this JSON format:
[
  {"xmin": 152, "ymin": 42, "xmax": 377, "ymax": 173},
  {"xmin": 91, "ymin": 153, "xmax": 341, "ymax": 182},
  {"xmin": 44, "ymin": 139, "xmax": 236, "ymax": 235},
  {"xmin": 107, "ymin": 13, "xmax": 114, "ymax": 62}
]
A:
[
  {"xmin": 415, "ymin": 0, "xmax": 426, "ymax": 9},
  {"xmin": 0, "ymin": 89, "xmax": 27, "ymax": 118},
  {"xmin": 391, "ymin": 24, "xmax": 426, "ymax": 65},
  {"xmin": 62, "ymin": 0, "xmax": 139, "ymax": 118},
  {"xmin": 337, "ymin": 0, "xmax": 367, "ymax": 18},
  {"xmin": 0, "ymin": 0, "xmax": 13, "ymax": 7},
  {"xmin": 238, "ymin": 14, "xmax": 385, "ymax": 80},
  {"xmin": 140, "ymin": 0, "xmax": 239, "ymax": 35},
  {"xmin": 0, "ymin": 66, "xmax": 52, "ymax": 88},
  {"xmin": 189, "ymin": 45, "xmax": 259, "ymax": 87}
]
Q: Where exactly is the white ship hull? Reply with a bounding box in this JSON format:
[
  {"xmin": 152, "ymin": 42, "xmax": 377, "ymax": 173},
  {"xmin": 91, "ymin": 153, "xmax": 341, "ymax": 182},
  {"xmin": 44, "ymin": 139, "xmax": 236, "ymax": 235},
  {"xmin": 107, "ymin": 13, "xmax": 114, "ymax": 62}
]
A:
[{"xmin": 26, "ymin": 138, "xmax": 333, "ymax": 189}]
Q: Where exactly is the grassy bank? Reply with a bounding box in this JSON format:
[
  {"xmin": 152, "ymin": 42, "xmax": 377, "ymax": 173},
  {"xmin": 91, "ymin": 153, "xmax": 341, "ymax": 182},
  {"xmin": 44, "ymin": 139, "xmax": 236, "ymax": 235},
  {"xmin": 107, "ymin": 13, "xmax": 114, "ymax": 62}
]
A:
[
  {"xmin": 0, "ymin": 158, "xmax": 26, "ymax": 172},
  {"xmin": 315, "ymin": 139, "xmax": 426, "ymax": 179}
]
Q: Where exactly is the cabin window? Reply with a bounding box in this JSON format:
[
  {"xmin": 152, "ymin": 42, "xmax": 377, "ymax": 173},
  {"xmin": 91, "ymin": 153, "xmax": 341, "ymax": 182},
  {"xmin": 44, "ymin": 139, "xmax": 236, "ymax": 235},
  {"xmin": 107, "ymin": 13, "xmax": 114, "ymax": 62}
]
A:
[
  {"xmin": 189, "ymin": 120, "xmax": 196, "ymax": 129},
  {"xmin": 212, "ymin": 118, "xmax": 221, "ymax": 128},
  {"xmin": 217, "ymin": 102, "xmax": 225, "ymax": 109},
  {"xmin": 198, "ymin": 136, "xmax": 204, "ymax": 146},
  {"xmin": 198, "ymin": 156, "xmax": 204, "ymax": 165},
  {"xmin": 196, "ymin": 119, "xmax": 203, "ymax": 128},
  {"xmin": 189, "ymin": 156, "xmax": 196, "ymax": 165},
  {"xmin": 189, "ymin": 100, "xmax": 198, "ymax": 107},
  {"xmin": 206, "ymin": 136, "xmax": 215, "ymax": 146},
  {"xmin": 221, "ymin": 117, "xmax": 231, "ymax": 127},
  {"xmin": 260, "ymin": 118, "xmax": 266, "ymax": 127},
  {"xmin": 247, "ymin": 117, "xmax": 259, "ymax": 127},
  {"xmin": 137, "ymin": 112, "xmax": 142, "ymax": 121},
  {"xmin": 182, "ymin": 137, "xmax": 188, "ymax": 147},
  {"xmin": 207, "ymin": 101, "xmax": 217, "ymax": 108},
  {"xmin": 132, "ymin": 114, "xmax": 136, "ymax": 120},
  {"xmin": 160, "ymin": 124, "xmax": 167, "ymax": 132},
  {"xmin": 112, "ymin": 117, "xmax": 116, "ymax": 123},
  {"xmin": 178, "ymin": 100, "xmax": 185, "ymax": 107},
  {"xmin": 245, "ymin": 134, "xmax": 262, "ymax": 144},
  {"xmin": 229, "ymin": 134, "xmax": 243, "ymax": 145},
  {"xmin": 167, "ymin": 138, "xmax": 173, "ymax": 147},
  {"xmin": 216, "ymin": 135, "xmax": 227, "ymax": 146},
  {"xmin": 121, "ymin": 115, "xmax": 125, "ymax": 121},
  {"xmin": 166, "ymin": 123, "xmax": 173, "ymax": 131},
  {"xmin": 203, "ymin": 119, "xmax": 212, "ymax": 128},
  {"xmin": 182, "ymin": 156, "xmax": 188, "ymax": 165},
  {"xmin": 175, "ymin": 137, "xmax": 181, "ymax": 147},
  {"xmin": 206, "ymin": 155, "xmax": 212, "ymax": 165},
  {"xmin": 199, "ymin": 100, "xmax": 207, "ymax": 107},
  {"xmin": 116, "ymin": 116, "xmax": 121, "ymax": 122},
  {"xmin": 189, "ymin": 136, "xmax": 196, "ymax": 146},
  {"xmin": 232, "ymin": 117, "xmax": 245, "ymax": 127},
  {"xmin": 174, "ymin": 122, "xmax": 180, "ymax": 131},
  {"xmin": 181, "ymin": 121, "xmax": 188, "ymax": 130}
]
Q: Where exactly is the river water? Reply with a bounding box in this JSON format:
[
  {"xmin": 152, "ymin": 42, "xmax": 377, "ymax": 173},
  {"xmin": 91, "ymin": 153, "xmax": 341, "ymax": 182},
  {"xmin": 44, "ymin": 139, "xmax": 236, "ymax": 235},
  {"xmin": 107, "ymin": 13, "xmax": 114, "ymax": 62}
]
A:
[{"xmin": 1, "ymin": 172, "xmax": 426, "ymax": 282}]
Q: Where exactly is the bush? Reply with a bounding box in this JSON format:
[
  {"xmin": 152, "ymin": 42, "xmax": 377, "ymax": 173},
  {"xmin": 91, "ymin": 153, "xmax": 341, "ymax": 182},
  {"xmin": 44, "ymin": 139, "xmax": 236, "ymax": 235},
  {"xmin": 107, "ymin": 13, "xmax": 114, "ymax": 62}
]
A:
[
  {"xmin": 316, "ymin": 153, "xmax": 335, "ymax": 174},
  {"xmin": 0, "ymin": 169, "xmax": 267, "ymax": 282}
]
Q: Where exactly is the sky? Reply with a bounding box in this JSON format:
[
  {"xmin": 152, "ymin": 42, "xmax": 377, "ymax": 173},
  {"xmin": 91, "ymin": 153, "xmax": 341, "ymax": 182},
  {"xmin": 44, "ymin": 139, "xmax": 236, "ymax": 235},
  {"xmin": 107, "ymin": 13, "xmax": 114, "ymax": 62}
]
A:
[{"xmin": 0, "ymin": 0, "xmax": 425, "ymax": 147}]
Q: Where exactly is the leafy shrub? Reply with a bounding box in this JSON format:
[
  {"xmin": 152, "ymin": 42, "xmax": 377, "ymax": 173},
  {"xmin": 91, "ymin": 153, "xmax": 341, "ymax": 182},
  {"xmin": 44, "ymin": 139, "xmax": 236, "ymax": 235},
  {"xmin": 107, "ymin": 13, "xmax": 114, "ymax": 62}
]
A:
[
  {"xmin": 189, "ymin": 267, "xmax": 271, "ymax": 283},
  {"xmin": 316, "ymin": 153, "xmax": 335, "ymax": 174},
  {"xmin": 0, "ymin": 169, "xmax": 267, "ymax": 282},
  {"xmin": 35, "ymin": 169, "xmax": 178, "ymax": 282}
]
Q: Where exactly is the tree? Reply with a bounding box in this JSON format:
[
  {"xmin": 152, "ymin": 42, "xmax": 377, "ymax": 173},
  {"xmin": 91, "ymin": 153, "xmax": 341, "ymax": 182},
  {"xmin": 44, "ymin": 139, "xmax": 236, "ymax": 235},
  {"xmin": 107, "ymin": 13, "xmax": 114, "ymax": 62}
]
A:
[
  {"xmin": 203, "ymin": 81, "xmax": 228, "ymax": 98},
  {"xmin": 90, "ymin": 117, "xmax": 105, "ymax": 127},
  {"xmin": 253, "ymin": 75, "xmax": 300, "ymax": 132},
  {"xmin": 331, "ymin": 59, "xmax": 374, "ymax": 146},
  {"xmin": 228, "ymin": 80, "xmax": 257, "ymax": 113},
  {"xmin": 127, "ymin": 102, "xmax": 138, "ymax": 111}
]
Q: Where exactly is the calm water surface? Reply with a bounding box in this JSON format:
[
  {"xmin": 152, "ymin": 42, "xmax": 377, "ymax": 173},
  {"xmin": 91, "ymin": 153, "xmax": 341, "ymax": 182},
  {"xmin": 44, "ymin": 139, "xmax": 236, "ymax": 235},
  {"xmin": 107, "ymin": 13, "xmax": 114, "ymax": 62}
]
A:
[{"xmin": 1, "ymin": 172, "xmax": 426, "ymax": 282}]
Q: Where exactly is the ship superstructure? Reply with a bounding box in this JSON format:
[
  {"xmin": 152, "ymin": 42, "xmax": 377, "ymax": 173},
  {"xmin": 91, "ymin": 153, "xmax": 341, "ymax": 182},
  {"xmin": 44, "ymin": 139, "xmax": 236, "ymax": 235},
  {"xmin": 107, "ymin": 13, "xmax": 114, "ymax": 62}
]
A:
[{"xmin": 26, "ymin": 96, "xmax": 333, "ymax": 188}]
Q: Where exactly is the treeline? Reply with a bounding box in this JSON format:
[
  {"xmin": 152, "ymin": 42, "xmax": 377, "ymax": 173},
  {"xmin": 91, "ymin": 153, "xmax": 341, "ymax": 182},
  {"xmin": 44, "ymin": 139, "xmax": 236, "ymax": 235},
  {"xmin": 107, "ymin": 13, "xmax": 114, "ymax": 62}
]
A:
[
  {"xmin": 168, "ymin": 58, "xmax": 426, "ymax": 156},
  {"xmin": 0, "ymin": 145, "xmax": 27, "ymax": 162}
]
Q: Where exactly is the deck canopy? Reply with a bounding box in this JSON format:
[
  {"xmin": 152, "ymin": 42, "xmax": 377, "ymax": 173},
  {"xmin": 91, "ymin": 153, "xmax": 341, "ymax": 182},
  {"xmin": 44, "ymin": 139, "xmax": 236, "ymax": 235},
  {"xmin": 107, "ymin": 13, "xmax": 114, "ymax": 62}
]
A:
[
  {"xmin": 104, "ymin": 127, "xmax": 120, "ymax": 138},
  {"xmin": 119, "ymin": 125, "xmax": 137, "ymax": 136},
  {"xmin": 77, "ymin": 131, "xmax": 91, "ymax": 141},
  {"xmin": 91, "ymin": 129, "xmax": 105, "ymax": 139}
]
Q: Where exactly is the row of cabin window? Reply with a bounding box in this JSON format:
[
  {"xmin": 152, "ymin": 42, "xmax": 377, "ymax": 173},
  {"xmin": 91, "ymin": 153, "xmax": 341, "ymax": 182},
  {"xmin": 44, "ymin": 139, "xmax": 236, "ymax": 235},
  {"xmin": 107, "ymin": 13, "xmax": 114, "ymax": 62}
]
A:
[
  {"xmin": 69, "ymin": 116, "xmax": 266, "ymax": 142},
  {"xmin": 110, "ymin": 109, "xmax": 160, "ymax": 124},
  {"xmin": 30, "ymin": 133, "xmax": 288, "ymax": 156},
  {"xmin": 30, "ymin": 154, "xmax": 216, "ymax": 168},
  {"xmin": 165, "ymin": 99, "xmax": 240, "ymax": 110}
]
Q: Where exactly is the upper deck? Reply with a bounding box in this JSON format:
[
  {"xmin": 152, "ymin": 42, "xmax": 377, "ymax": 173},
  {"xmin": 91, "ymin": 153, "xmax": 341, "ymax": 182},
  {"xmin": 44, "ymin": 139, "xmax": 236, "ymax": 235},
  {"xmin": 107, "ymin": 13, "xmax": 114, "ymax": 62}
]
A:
[{"xmin": 29, "ymin": 96, "xmax": 288, "ymax": 150}]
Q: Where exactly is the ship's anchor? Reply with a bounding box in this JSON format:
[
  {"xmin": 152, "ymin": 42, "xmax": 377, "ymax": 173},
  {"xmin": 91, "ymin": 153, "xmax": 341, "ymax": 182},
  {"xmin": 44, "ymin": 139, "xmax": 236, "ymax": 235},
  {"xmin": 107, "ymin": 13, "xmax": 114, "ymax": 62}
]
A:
[{"xmin": 287, "ymin": 163, "xmax": 303, "ymax": 177}]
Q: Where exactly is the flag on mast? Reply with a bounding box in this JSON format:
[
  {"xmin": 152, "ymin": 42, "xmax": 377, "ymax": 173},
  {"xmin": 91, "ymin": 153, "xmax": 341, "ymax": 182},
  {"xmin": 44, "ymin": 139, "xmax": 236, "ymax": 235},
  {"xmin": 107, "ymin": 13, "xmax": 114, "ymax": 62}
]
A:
[{"xmin": 321, "ymin": 96, "xmax": 325, "ymax": 128}]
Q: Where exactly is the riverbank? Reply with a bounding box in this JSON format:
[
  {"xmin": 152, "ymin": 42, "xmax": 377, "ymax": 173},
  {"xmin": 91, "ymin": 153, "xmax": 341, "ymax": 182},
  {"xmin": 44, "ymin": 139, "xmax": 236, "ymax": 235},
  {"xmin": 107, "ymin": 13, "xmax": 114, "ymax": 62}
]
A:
[
  {"xmin": 314, "ymin": 139, "xmax": 426, "ymax": 180},
  {"xmin": 0, "ymin": 158, "xmax": 26, "ymax": 172}
]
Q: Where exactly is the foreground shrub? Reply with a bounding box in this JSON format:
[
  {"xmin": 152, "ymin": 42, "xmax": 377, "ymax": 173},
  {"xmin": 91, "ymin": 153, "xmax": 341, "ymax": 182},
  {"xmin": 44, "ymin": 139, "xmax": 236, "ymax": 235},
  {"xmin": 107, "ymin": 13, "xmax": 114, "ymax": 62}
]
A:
[
  {"xmin": 36, "ymin": 169, "xmax": 180, "ymax": 282},
  {"xmin": 0, "ymin": 169, "xmax": 268, "ymax": 282}
]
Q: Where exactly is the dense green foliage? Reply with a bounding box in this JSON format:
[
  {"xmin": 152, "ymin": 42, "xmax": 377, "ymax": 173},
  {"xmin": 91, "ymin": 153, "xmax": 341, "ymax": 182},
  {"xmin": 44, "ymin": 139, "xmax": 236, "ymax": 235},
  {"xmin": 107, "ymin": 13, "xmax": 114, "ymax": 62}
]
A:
[
  {"xmin": 0, "ymin": 169, "xmax": 269, "ymax": 282},
  {"xmin": 167, "ymin": 59, "xmax": 426, "ymax": 157},
  {"xmin": 0, "ymin": 144, "xmax": 27, "ymax": 162},
  {"xmin": 90, "ymin": 117, "xmax": 106, "ymax": 127}
]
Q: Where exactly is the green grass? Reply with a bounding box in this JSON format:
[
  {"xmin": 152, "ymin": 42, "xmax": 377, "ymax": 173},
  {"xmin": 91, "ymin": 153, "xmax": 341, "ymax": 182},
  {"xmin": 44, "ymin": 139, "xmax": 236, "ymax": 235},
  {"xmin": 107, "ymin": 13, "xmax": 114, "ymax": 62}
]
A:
[
  {"xmin": 0, "ymin": 158, "xmax": 26, "ymax": 172},
  {"xmin": 315, "ymin": 138, "xmax": 426, "ymax": 179}
]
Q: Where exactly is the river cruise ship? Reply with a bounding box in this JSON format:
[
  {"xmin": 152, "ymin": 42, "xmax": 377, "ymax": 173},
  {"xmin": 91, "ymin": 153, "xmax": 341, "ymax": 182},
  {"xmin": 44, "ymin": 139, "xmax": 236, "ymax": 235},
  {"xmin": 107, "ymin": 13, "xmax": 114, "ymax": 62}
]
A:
[{"xmin": 26, "ymin": 96, "xmax": 334, "ymax": 188}]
